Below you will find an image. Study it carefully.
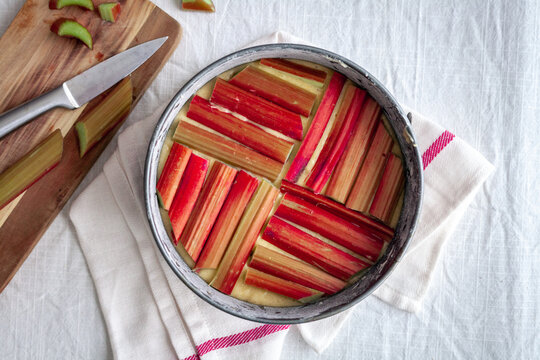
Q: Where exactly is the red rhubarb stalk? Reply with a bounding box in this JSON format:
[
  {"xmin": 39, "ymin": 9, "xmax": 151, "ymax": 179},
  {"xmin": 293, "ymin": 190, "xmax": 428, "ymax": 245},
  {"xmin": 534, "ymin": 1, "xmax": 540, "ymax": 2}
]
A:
[
  {"xmin": 346, "ymin": 122, "xmax": 393, "ymax": 212},
  {"xmin": 275, "ymin": 193, "xmax": 384, "ymax": 261},
  {"xmin": 156, "ymin": 143, "xmax": 192, "ymax": 210},
  {"xmin": 173, "ymin": 121, "xmax": 283, "ymax": 181},
  {"xmin": 194, "ymin": 171, "xmax": 260, "ymax": 270},
  {"xmin": 260, "ymin": 58, "xmax": 328, "ymax": 83},
  {"xmin": 211, "ymin": 181, "xmax": 279, "ymax": 294},
  {"xmin": 229, "ymin": 65, "xmax": 317, "ymax": 117},
  {"xmin": 325, "ymin": 96, "xmax": 381, "ymax": 202},
  {"xmin": 249, "ymin": 245, "xmax": 346, "ymax": 294},
  {"xmin": 285, "ymin": 72, "xmax": 346, "ymax": 182},
  {"xmin": 186, "ymin": 95, "xmax": 293, "ymax": 163},
  {"xmin": 168, "ymin": 154, "xmax": 209, "ymax": 245},
  {"xmin": 210, "ymin": 78, "xmax": 303, "ymax": 140},
  {"xmin": 305, "ymin": 85, "xmax": 366, "ymax": 193},
  {"xmin": 369, "ymin": 154, "xmax": 404, "ymax": 224},
  {"xmin": 280, "ymin": 180, "xmax": 394, "ymax": 241},
  {"xmin": 180, "ymin": 162, "xmax": 237, "ymax": 262},
  {"xmin": 244, "ymin": 267, "xmax": 320, "ymax": 301},
  {"xmin": 262, "ymin": 216, "xmax": 369, "ymax": 280}
]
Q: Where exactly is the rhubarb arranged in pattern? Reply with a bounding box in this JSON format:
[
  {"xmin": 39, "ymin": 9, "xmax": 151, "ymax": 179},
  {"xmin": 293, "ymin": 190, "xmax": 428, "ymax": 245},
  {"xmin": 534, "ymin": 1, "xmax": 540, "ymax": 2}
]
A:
[{"xmin": 156, "ymin": 58, "xmax": 407, "ymax": 304}]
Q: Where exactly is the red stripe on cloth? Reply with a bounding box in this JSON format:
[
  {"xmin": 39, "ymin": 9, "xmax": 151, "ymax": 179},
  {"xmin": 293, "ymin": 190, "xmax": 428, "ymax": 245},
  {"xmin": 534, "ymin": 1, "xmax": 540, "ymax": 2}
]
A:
[
  {"xmin": 422, "ymin": 130, "xmax": 455, "ymax": 170},
  {"xmin": 182, "ymin": 324, "xmax": 290, "ymax": 360}
]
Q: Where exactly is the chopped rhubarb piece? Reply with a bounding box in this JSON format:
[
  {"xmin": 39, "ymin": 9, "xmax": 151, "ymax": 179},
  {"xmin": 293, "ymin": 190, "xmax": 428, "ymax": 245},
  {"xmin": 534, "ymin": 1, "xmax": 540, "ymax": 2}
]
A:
[
  {"xmin": 210, "ymin": 78, "xmax": 303, "ymax": 140},
  {"xmin": 249, "ymin": 245, "xmax": 346, "ymax": 294},
  {"xmin": 180, "ymin": 162, "xmax": 237, "ymax": 262},
  {"xmin": 369, "ymin": 154, "xmax": 404, "ymax": 224},
  {"xmin": 280, "ymin": 180, "xmax": 394, "ymax": 241},
  {"xmin": 187, "ymin": 96, "xmax": 293, "ymax": 163},
  {"xmin": 306, "ymin": 85, "xmax": 366, "ymax": 193},
  {"xmin": 182, "ymin": 0, "xmax": 215, "ymax": 12},
  {"xmin": 156, "ymin": 143, "xmax": 192, "ymax": 210},
  {"xmin": 260, "ymin": 58, "xmax": 328, "ymax": 83},
  {"xmin": 245, "ymin": 267, "xmax": 320, "ymax": 301},
  {"xmin": 98, "ymin": 3, "xmax": 121, "ymax": 22},
  {"xmin": 389, "ymin": 190, "xmax": 404, "ymax": 229},
  {"xmin": 50, "ymin": 18, "xmax": 93, "ymax": 49},
  {"xmin": 168, "ymin": 155, "xmax": 209, "ymax": 244},
  {"xmin": 229, "ymin": 65, "xmax": 317, "ymax": 117},
  {"xmin": 76, "ymin": 77, "xmax": 132, "ymax": 156},
  {"xmin": 346, "ymin": 122, "xmax": 393, "ymax": 212},
  {"xmin": 173, "ymin": 121, "xmax": 283, "ymax": 181},
  {"xmin": 325, "ymin": 96, "xmax": 381, "ymax": 202},
  {"xmin": 285, "ymin": 72, "xmax": 346, "ymax": 182},
  {"xmin": 49, "ymin": 0, "xmax": 94, "ymax": 11},
  {"xmin": 195, "ymin": 171, "xmax": 259, "ymax": 270},
  {"xmin": 275, "ymin": 193, "xmax": 384, "ymax": 261},
  {"xmin": 210, "ymin": 181, "xmax": 278, "ymax": 294},
  {"xmin": 262, "ymin": 216, "xmax": 369, "ymax": 280},
  {"xmin": 0, "ymin": 130, "xmax": 63, "ymax": 210}
]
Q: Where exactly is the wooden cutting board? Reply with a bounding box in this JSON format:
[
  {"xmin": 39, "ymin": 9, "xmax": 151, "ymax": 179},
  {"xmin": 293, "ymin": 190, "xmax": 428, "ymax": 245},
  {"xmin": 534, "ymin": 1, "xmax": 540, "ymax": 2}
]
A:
[{"xmin": 0, "ymin": 0, "xmax": 181, "ymax": 292}]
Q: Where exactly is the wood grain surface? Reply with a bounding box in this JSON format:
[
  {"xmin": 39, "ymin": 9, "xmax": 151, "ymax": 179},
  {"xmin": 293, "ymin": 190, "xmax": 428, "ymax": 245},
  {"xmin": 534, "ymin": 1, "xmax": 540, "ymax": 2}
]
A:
[{"xmin": 0, "ymin": 0, "xmax": 181, "ymax": 292}]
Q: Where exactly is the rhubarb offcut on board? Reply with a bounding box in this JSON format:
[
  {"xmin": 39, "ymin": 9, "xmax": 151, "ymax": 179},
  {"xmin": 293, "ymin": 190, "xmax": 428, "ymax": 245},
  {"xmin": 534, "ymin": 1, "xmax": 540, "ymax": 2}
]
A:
[{"xmin": 156, "ymin": 58, "xmax": 405, "ymax": 307}]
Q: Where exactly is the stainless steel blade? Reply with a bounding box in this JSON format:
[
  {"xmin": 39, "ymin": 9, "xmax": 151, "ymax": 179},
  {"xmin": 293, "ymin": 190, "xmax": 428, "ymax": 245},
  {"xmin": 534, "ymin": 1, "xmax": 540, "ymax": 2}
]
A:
[{"xmin": 64, "ymin": 37, "xmax": 168, "ymax": 107}]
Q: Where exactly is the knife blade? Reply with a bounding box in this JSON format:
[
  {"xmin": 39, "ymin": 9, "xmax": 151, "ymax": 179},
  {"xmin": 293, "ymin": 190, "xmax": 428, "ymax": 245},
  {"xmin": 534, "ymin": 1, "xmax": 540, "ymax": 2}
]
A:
[{"xmin": 0, "ymin": 36, "xmax": 168, "ymax": 139}]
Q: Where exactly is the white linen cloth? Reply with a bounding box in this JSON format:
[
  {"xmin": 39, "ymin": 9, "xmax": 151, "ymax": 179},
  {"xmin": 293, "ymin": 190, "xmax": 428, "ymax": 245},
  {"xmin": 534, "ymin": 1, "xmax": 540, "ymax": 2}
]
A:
[{"xmin": 69, "ymin": 32, "xmax": 494, "ymax": 359}]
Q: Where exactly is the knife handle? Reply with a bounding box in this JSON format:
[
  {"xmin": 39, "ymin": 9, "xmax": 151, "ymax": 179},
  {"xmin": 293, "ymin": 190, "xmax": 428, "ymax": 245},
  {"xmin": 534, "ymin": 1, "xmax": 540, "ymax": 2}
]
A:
[{"xmin": 0, "ymin": 85, "xmax": 76, "ymax": 139}]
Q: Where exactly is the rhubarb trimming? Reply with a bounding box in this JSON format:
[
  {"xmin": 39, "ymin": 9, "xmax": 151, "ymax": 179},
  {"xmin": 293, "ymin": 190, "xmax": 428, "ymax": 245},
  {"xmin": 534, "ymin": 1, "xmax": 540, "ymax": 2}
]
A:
[
  {"xmin": 50, "ymin": 18, "xmax": 93, "ymax": 49},
  {"xmin": 244, "ymin": 267, "xmax": 320, "ymax": 301},
  {"xmin": 181, "ymin": 0, "xmax": 215, "ymax": 12},
  {"xmin": 346, "ymin": 122, "xmax": 393, "ymax": 212},
  {"xmin": 168, "ymin": 154, "xmax": 209, "ymax": 245},
  {"xmin": 325, "ymin": 96, "xmax": 381, "ymax": 202},
  {"xmin": 285, "ymin": 72, "xmax": 346, "ymax": 182},
  {"xmin": 173, "ymin": 121, "xmax": 283, "ymax": 181},
  {"xmin": 76, "ymin": 77, "xmax": 132, "ymax": 156},
  {"xmin": 186, "ymin": 95, "xmax": 293, "ymax": 163},
  {"xmin": 249, "ymin": 245, "xmax": 346, "ymax": 294},
  {"xmin": 194, "ymin": 171, "xmax": 259, "ymax": 270},
  {"xmin": 49, "ymin": 0, "xmax": 94, "ymax": 11},
  {"xmin": 156, "ymin": 143, "xmax": 192, "ymax": 210},
  {"xmin": 98, "ymin": 3, "xmax": 121, "ymax": 22},
  {"xmin": 0, "ymin": 130, "xmax": 63, "ymax": 210},
  {"xmin": 210, "ymin": 78, "xmax": 303, "ymax": 140},
  {"xmin": 229, "ymin": 65, "xmax": 317, "ymax": 117},
  {"xmin": 275, "ymin": 193, "xmax": 384, "ymax": 261},
  {"xmin": 210, "ymin": 181, "xmax": 279, "ymax": 294},
  {"xmin": 305, "ymin": 85, "xmax": 366, "ymax": 193}
]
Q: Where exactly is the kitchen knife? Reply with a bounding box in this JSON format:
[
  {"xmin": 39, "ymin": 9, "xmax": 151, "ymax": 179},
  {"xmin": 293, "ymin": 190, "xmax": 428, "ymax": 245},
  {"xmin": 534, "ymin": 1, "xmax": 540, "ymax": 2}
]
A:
[{"xmin": 0, "ymin": 36, "xmax": 168, "ymax": 139}]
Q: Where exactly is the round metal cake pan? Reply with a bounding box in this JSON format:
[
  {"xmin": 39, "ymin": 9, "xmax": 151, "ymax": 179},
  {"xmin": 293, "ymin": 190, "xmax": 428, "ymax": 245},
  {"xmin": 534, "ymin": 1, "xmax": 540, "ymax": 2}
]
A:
[{"xmin": 144, "ymin": 43, "xmax": 423, "ymax": 324}]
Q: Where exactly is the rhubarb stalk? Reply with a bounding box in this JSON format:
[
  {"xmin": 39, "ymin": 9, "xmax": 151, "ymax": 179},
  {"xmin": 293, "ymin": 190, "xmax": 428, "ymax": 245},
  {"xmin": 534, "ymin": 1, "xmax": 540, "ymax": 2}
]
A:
[
  {"xmin": 285, "ymin": 72, "xmax": 346, "ymax": 182},
  {"xmin": 369, "ymin": 154, "xmax": 404, "ymax": 224},
  {"xmin": 346, "ymin": 122, "xmax": 393, "ymax": 212},
  {"xmin": 0, "ymin": 130, "xmax": 63, "ymax": 210},
  {"xmin": 210, "ymin": 78, "xmax": 303, "ymax": 140},
  {"xmin": 76, "ymin": 77, "xmax": 132, "ymax": 157},
  {"xmin": 305, "ymin": 85, "xmax": 366, "ymax": 193},
  {"xmin": 249, "ymin": 245, "xmax": 346, "ymax": 294},
  {"xmin": 275, "ymin": 193, "xmax": 384, "ymax": 261},
  {"xmin": 156, "ymin": 143, "xmax": 192, "ymax": 210},
  {"xmin": 244, "ymin": 267, "xmax": 320, "ymax": 301},
  {"xmin": 229, "ymin": 65, "xmax": 317, "ymax": 117},
  {"xmin": 186, "ymin": 95, "xmax": 293, "ymax": 163},
  {"xmin": 325, "ymin": 96, "xmax": 381, "ymax": 202},
  {"xmin": 180, "ymin": 162, "xmax": 237, "ymax": 262},
  {"xmin": 210, "ymin": 181, "xmax": 279, "ymax": 294},
  {"xmin": 280, "ymin": 180, "xmax": 394, "ymax": 241},
  {"xmin": 168, "ymin": 154, "xmax": 209, "ymax": 244},
  {"xmin": 260, "ymin": 58, "xmax": 328, "ymax": 83},
  {"xmin": 195, "ymin": 171, "xmax": 259, "ymax": 270},
  {"xmin": 173, "ymin": 121, "xmax": 283, "ymax": 181}
]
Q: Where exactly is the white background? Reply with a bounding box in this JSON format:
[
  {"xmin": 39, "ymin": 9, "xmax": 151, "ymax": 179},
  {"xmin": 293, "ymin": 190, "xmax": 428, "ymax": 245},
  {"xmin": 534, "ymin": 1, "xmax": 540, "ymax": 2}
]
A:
[{"xmin": 1, "ymin": 0, "xmax": 539, "ymax": 359}]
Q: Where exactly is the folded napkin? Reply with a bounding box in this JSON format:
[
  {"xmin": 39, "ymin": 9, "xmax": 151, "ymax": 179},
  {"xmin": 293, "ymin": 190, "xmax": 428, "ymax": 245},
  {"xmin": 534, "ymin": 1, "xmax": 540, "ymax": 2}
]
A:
[{"xmin": 69, "ymin": 32, "xmax": 494, "ymax": 359}]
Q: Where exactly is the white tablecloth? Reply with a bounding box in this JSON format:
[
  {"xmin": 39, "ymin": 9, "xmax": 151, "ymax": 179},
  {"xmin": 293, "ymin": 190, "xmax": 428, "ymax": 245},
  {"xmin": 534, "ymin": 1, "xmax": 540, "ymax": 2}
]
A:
[{"xmin": 1, "ymin": 1, "xmax": 539, "ymax": 359}]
